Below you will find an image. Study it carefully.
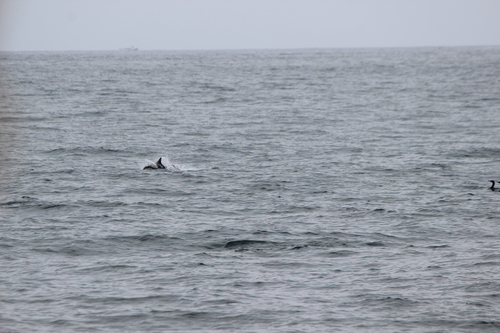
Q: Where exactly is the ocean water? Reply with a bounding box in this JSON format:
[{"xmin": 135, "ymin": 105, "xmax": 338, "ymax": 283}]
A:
[{"xmin": 1, "ymin": 47, "xmax": 500, "ymax": 332}]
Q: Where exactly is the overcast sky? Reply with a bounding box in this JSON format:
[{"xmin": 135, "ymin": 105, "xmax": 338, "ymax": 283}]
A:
[{"xmin": 1, "ymin": 0, "xmax": 499, "ymax": 51}]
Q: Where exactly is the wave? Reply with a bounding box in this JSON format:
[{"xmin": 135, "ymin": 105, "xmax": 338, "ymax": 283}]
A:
[
  {"xmin": 448, "ymin": 147, "xmax": 500, "ymax": 159},
  {"xmin": 32, "ymin": 244, "xmax": 102, "ymax": 256},
  {"xmin": 45, "ymin": 146, "xmax": 129, "ymax": 155},
  {"xmin": 0, "ymin": 196, "xmax": 75, "ymax": 210},
  {"xmin": 224, "ymin": 240, "xmax": 269, "ymax": 248}
]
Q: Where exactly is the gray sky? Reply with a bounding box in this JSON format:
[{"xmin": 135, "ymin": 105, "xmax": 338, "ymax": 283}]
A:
[{"xmin": 1, "ymin": 0, "xmax": 499, "ymax": 51}]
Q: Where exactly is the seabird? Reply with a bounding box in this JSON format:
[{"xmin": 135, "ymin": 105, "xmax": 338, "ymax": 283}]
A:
[{"xmin": 489, "ymin": 180, "xmax": 499, "ymax": 191}]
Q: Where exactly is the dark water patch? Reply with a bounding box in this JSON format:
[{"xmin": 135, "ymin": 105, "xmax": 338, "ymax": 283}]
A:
[
  {"xmin": 0, "ymin": 196, "xmax": 74, "ymax": 211},
  {"xmin": 412, "ymin": 162, "xmax": 452, "ymax": 173},
  {"xmin": 29, "ymin": 168, "xmax": 75, "ymax": 175},
  {"xmin": 462, "ymin": 103, "xmax": 482, "ymax": 109},
  {"xmin": 225, "ymin": 231, "xmax": 403, "ymax": 253},
  {"xmin": 253, "ymin": 231, "xmax": 403, "ymax": 251},
  {"xmin": 1, "ymin": 197, "xmax": 35, "ymax": 208},
  {"xmin": 105, "ymin": 234, "xmax": 182, "ymax": 243},
  {"xmin": 97, "ymin": 234, "xmax": 191, "ymax": 252},
  {"xmin": 224, "ymin": 240, "xmax": 268, "ymax": 248},
  {"xmin": 448, "ymin": 147, "xmax": 500, "ymax": 159},
  {"xmin": 128, "ymin": 201, "xmax": 164, "ymax": 208},
  {"xmin": 265, "ymin": 260, "xmax": 320, "ymax": 269},
  {"xmin": 427, "ymin": 245, "xmax": 450, "ymax": 249},
  {"xmin": 472, "ymin": 261, "xmax": 500, "ymax": 267},
  {"xmin": 76, "ymin": 264, "xmax": 139, "ymax": 273},
  {"xmin": 479, "ymin": 96, "xmax": 500, "ymax": 101},
  {"xmin": 0, "ymin": 115, "xmax": 48, "ymax": 123},
  {"xmin": 252, "ymin": 230, "xmax": 272, "ymax": 235},
  {"xmin": 466, "ymin": 300, "xmax": 491, "ymax": 307},
  {"xmin": 74, "ymin": 110, "xmax": 108, "ymax": 117},
  {"xmin": 482, "ymin": 253, "xmax": 500, "ymax": 260},
  {"xmin": 88, "ymin": 313, "xmax": 149, "ymax": 325},
  {"xmin": 202, "ymin": 97, "xmax": 227, "ymax": 104},
  {"xmin": 198, "ymin": 83, "xmax": 236, "ymax": 92},
  {"xmin": 70, "ymin": 294, "xmax": 181, "ymax": 305},
  {"xmin": 138, "ymin": 234, "xmax": 172, "ymax": 242},
  {"xmin": 426, "ymin": 265, "xmax": 443, "ymax": 270},
  {"xmin": 457, "ymin": 321, "xmax": 500, "ymax": 331},
  {"xmin": 248, "ymin": 181, "xmax": 286, "ymax": 192},
  {"xmin": 40, "ymin": 203, "xmax": 68, "ymax": 210},
  {"xmin": 32, "ymin": 244, "xmax": 102, "ymax": 256},
  {"xmin": 298, "ymin": 239, "xmax": 351, "ymax": 249},
  {"xmin": 128, "ymin": 188, "xmax": 195, "ymax": 197},
  {"xmin": 465, "ymin": 282, "xmax": 500, "ymax": 293},
  {"xmin": 81, "ymin": 200, "xmax": 128, "ymax": 208},
  {"xmin": 358, "ymin": 295, "xmax": 420, "ymax": 309},
  {"xmin": 311, "ymin": 190, "xmax": 329, "ymax": 194},
  {"xmin": 365, "ymin": 241, "xmax": 386, "ymax": 247},
  {"xmin": 180, "ymin": 311, "xmax": 211, "ymax": 319},
  {"xmin": 44, "ymin": 146, "xmax": 128, "ymax": 156},
  {"xmin": 204, "ymin": 298, "xmax": 240, "ymax": 305},
  {"xmin": 0, "ymin": 242, "xmax": 15, "ymax": 249},
  {"xmin": 323, "ymin": 250, "xmax": 358, "ymax": 257},
  {"xmin": 232, "ymin": 280, "xmax": 282, "ymax": 289},
  {"xmin": 290, "ymin": 245, "xmax": 308, "ymax": 250},
  {"xmin": 269, "ymin": 204, "xmax": 320, "ymax": 214},
  {"xmin": 334, "ymin": 231, "xmax": 401, "ymax": 240},
  {"xmin": 388, "ymin": 319, "xmax": 500, "ymax": 332}
]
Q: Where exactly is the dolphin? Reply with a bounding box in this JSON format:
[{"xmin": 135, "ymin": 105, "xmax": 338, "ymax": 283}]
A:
[{"xmin": 143, "ymin": 157, "xmax": 166, "ymax": 170}]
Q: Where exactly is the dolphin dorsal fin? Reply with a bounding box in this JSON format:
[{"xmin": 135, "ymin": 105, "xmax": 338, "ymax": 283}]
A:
[{"xmin": 156, "ymin": 157, "xmax": 166, "ymax": 169}]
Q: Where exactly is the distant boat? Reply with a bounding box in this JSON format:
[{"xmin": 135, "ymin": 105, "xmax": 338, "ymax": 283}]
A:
[{"xmin": 119, "ymin": 46, "xmax": 138, "ymax": 51}]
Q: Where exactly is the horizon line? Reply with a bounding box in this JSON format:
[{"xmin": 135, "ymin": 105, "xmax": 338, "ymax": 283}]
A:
[{"xmin": 1, "ymin": 44, "xmax": 499, "ymax": 53}]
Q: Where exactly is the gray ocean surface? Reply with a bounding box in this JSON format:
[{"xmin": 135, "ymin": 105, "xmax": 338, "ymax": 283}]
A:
[{"xmin": 1, "ymin": 47, "xmax": 500, "ymax": 332}]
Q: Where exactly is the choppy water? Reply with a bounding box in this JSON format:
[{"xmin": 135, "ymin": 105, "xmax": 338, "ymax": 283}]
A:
[{"xmin": 1, "ymin": 47, "xmax": 500, "ymax": 332}]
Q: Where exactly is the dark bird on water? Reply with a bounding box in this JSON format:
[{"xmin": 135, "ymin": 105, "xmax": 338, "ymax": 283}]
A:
[{"xmin": 489, "ymin": 180, "xmax": 500, "ymax": 191}]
